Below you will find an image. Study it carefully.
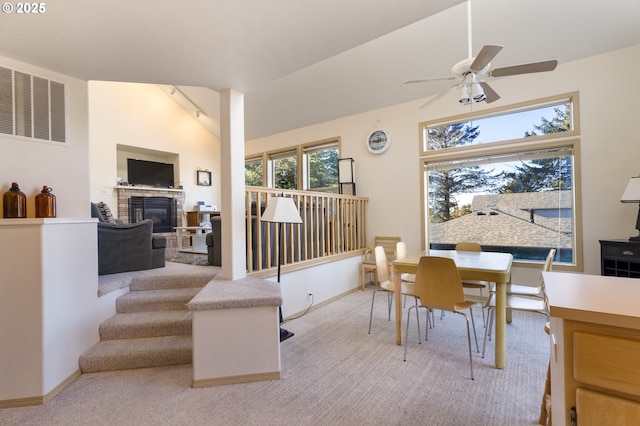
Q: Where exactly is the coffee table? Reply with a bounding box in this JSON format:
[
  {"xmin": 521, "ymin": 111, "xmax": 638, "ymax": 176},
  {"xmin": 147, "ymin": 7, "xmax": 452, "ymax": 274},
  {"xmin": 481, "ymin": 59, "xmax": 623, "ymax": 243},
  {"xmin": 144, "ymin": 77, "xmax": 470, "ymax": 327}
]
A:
[{"xmin": 175, "ymin": 226, "xmax": 211, "ymax": 254}]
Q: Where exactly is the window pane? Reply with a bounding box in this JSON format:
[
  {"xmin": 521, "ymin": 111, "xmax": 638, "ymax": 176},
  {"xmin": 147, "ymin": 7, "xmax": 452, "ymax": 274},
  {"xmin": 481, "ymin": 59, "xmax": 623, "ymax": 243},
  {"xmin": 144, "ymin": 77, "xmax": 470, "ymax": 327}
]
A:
[
  {"xmin": 426, "ymin": 150, "xmax": 574, "ymax": 264},
  {"xmin": 245, "ymin": 158, "xmax": 263, "ymax": 186},
  {"xmin": 272, "ymin": 154, "xmax": 297, "ymax": 189},
  {"xmin": 306, "ymin": 147, "xmax": 338, "ymax": 191},
  {"xmin": 425, "ymin": 101, "xmax": 572, "ymax": 151}
]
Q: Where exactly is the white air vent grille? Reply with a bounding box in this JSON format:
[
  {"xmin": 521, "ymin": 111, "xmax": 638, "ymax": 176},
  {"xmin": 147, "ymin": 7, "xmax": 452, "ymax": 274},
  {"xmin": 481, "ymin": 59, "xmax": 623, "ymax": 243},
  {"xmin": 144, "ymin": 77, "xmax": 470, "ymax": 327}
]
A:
[{"xmin": 0, "ymin": 65, "xmax": 66, "ymax": 143}]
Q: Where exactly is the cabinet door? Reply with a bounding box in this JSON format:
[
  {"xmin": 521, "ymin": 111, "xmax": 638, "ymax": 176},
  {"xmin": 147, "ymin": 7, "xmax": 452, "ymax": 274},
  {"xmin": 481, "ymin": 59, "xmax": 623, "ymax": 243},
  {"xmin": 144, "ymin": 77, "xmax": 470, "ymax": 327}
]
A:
[
  {"xmin": 187, "ymin": 212, "xmax": 199, "ymax": 227},
  {"xmin": 577, "ymin": 388, "xmax": 640, "ymax": 425}
]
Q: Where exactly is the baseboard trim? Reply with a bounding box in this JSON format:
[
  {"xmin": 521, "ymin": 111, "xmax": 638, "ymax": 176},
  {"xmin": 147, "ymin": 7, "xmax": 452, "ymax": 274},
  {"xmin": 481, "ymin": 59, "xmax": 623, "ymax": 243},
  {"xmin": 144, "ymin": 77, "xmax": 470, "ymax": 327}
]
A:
[
  {"xmin": 0, "ymin": 369, "xmax": 82, "ymax": 408},
  {"xmin": 192, "ymin": 371, "xmax": 281, "ymax": 388}
]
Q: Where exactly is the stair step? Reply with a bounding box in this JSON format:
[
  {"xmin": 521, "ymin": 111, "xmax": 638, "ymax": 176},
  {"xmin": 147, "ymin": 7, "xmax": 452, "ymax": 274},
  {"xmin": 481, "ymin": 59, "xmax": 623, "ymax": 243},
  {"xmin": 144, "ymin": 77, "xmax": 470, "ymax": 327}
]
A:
[
  {"xmin": 99, "ymin": 311, "xmax": 192, "ymax": 340},
  {"xmin": 116, "ymin": 288, "xmax": 201, "ymax": 313},
  {"xmin": 129, "ymin": 271, "xmax": 216, "ymax": 291},
  {"xmin": 79, "ymin": 335, "xmax": 192, "ymax": 373}
]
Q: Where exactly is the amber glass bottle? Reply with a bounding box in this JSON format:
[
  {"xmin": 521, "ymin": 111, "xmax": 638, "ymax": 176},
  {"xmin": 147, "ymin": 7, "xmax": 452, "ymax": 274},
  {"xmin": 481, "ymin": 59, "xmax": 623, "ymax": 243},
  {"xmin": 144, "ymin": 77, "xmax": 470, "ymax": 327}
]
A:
[
  {"xmin": 3, "ymin": 182, "xmax": 27, "ymax": 218},
  {"xmin": 35, "ymin": 186, "xmax": 56, "ymax": 218}
]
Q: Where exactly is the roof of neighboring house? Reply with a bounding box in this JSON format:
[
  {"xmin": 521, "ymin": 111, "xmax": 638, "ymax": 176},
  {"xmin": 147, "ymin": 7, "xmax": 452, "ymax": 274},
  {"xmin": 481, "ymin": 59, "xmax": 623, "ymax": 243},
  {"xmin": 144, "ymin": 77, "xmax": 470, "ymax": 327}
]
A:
[{"xmin": 430, "ymin": 191, "xmax": 573, "ymax": 248}]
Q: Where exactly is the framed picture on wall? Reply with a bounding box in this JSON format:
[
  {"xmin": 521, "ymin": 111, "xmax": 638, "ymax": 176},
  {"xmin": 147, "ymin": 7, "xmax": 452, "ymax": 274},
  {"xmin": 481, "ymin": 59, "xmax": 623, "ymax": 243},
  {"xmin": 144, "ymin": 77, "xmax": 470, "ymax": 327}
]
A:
[{"xmin": 197, "ymin": 170, "xmax": 211, "ymax": 186}]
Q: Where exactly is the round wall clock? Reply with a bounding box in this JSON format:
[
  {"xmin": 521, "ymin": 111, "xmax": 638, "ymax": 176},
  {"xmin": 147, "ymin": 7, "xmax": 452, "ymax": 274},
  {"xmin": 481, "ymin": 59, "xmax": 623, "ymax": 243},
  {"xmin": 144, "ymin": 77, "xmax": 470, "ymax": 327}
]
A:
[{"xmin": 366, "ymin": 128, "xmax": 391, "ymax": 154}]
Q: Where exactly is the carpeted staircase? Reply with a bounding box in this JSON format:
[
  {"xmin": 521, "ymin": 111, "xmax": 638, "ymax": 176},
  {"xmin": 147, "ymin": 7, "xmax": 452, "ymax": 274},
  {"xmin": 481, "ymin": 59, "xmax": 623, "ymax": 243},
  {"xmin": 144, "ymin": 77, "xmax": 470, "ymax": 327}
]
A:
[{"xmin": 79, "ymin": 270, "xmax": 217, "ymax": 373}]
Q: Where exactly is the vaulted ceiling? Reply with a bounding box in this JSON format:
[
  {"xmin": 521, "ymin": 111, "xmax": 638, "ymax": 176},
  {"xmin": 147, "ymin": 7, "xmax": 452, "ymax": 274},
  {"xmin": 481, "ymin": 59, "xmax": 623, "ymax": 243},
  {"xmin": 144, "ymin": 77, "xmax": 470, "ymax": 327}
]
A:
[{"xmin": 2, "ymin": 0, "xmax": 639, "ymax": 140}]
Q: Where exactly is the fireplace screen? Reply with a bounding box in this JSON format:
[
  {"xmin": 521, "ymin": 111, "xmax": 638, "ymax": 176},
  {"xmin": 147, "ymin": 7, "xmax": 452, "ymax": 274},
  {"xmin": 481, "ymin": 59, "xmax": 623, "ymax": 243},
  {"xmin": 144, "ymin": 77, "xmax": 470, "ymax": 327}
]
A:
[{"xmin": 129, "ymin": 196, "xmax": 177, "ymax": 233}]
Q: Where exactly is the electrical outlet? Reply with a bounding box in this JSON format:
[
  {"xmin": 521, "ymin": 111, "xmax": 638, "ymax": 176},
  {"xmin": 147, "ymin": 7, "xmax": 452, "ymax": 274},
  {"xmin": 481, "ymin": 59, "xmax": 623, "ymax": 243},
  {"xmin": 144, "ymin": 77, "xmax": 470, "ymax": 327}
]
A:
[{"xmin": 307, "ymin": 292, "xmax": 313, "ymax": 301}]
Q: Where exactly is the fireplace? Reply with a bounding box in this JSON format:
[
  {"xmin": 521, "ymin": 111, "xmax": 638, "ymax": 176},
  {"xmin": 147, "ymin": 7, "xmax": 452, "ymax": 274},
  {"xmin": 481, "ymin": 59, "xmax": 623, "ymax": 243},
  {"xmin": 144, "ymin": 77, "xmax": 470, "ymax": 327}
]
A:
[{"xmin": 129, "ymin": 196, "xmax": 177, "ymax": 233}]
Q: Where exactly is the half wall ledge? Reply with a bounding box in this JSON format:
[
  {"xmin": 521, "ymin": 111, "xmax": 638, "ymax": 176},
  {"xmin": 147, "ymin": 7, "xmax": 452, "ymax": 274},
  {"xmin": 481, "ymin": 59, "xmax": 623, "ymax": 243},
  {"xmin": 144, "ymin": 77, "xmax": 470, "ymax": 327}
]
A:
[{"xmin": 187, "ymin": 277, "xmax": 282, "ymax": 387}]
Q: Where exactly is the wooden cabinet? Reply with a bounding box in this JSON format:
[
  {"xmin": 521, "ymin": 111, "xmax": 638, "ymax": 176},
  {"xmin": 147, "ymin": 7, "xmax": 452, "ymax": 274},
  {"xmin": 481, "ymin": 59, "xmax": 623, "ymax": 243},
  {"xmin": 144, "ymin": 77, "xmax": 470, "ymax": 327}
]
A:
[
  {"xmin": 600, "ymin": 239, "xmax": 640, "ymax": 278},
  {"xmin": 545, "ymin": 271, "xmax": 640, "ymax": 425},
  {"xmin": 186, "ymin": 210, "xmax": 220, "ymax": 227}
]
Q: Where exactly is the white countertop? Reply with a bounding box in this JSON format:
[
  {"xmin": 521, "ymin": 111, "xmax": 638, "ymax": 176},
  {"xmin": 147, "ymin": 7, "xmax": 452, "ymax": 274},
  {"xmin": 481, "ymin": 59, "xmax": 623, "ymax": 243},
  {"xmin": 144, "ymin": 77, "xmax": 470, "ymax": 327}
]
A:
[{"xmin": 544, "ymin": 271, "xmax": 640, "ymax": 330}]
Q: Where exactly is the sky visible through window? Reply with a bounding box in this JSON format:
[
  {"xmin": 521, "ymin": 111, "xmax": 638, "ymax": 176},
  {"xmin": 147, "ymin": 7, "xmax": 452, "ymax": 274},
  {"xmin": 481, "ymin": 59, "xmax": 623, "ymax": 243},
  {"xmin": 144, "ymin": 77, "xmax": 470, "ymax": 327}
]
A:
[
  {"xmin": 469, "ymin": 106, "xmax": 558, "ymax": 144},
  {"xmin": 451, "ymin": 105, "xmax": 562, "ymax": 207}
]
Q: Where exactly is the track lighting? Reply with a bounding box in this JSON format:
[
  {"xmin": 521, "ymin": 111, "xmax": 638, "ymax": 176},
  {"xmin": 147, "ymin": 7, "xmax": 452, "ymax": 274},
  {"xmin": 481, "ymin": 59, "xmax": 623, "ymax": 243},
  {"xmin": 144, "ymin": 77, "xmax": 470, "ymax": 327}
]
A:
[{"xmin": 168, "ymin": 85, "xmax": 208, "ymax": 118}]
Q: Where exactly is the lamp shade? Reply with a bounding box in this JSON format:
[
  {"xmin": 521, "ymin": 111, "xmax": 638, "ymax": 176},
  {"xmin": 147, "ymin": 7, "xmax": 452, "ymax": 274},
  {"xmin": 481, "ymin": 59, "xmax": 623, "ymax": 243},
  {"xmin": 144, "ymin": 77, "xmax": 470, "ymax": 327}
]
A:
[
  {"xmin": 260, "ymin": 196, "xmax": 302, "ymax": 224},
  {"xmin": 621, "ymin": 177, "xmax": 640, "ymax": 202},
  {"xmin": 338, "ymin": 158, "xmax": 355, "ymax": 184}
]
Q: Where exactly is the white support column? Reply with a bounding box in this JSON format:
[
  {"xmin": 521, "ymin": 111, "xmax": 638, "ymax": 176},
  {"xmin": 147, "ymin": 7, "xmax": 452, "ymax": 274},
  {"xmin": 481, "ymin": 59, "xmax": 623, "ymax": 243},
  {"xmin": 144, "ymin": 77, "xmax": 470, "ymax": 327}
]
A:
[{"xmin": 220, "ymin": 89, "xmax": 246, "ymax": 280}]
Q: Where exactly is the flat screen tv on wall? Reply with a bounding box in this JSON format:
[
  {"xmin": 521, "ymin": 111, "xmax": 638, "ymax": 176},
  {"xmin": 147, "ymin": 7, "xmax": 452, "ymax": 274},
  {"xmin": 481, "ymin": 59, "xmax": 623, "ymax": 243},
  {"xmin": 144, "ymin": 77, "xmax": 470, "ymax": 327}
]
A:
[{"xmin": 127, "ymin": 159, "xmax": 175, "ymax": 188}]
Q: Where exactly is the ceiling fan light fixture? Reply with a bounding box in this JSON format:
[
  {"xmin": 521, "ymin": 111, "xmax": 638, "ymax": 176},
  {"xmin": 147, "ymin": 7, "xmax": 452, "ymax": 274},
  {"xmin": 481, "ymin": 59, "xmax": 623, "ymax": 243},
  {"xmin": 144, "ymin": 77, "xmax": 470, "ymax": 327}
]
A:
[
  {"xmin": 458, "ymin": 85, "xmax": 471, "ymax": 104},
  {"xmin": 471, "ymin": 82, "xmax": 485, "ymax": 102}
]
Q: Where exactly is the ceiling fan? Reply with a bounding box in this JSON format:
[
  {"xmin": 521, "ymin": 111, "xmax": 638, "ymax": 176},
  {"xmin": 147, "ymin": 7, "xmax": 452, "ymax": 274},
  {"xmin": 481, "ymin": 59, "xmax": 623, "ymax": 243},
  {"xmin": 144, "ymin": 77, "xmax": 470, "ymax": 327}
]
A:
[{"xmin": 405, "ymin": 0, "xmax": 558, "ymax": 108}]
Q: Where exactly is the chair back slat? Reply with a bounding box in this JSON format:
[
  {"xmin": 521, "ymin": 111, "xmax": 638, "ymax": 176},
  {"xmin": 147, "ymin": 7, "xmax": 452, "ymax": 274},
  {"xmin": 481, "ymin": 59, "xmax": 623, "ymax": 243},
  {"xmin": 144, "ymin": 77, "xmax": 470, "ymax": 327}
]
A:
[
  {"xmin": 373, "ymin": 236, "xmax": 401, "ymax": 263},
  {"xmin": 374, "ymin": 245, "xmax": 391, "ymax": 285},
  {"xmin": 414, "ymin": 256, "xmax": 465, "ymax": 311},
  {"xmin": 455, "ymin": 241, "xmax": 482, "ymax": 252},
  {"xmin": 396, "ymin": 241, "xmax": 408, "ymax": 260}
]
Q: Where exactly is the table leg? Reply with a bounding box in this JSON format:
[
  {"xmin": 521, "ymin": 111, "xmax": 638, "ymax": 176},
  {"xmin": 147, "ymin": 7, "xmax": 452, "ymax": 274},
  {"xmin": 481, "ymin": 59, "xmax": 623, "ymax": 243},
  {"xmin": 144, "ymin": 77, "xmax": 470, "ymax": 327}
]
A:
[
  {"xmin": 494, "ymin": 281, "xmax": 506, "ymax": 368},
  {"xmin": 177, "ymin": 229, "xmax": 184, "ymax": 251},
  {"xmin": 393, "ymin": 265, "xmax": 402, "ymax": 345}
]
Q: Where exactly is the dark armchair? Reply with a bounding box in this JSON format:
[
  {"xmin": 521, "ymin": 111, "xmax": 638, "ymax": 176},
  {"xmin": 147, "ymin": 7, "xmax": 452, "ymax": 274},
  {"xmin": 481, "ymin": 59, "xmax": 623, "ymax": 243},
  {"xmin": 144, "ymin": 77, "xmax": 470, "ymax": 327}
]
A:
[{"xmin": 91, "ymin": 202, "xmax": 166, "ymax": 275}]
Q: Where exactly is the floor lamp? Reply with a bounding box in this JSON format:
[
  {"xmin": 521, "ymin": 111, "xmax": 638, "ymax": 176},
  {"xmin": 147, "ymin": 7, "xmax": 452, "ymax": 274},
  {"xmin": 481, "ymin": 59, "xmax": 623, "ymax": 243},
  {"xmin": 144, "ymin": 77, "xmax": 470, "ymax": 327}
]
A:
[{"xmin": 260, "ymin": 195, "xmax": 303, "ymax": 342}]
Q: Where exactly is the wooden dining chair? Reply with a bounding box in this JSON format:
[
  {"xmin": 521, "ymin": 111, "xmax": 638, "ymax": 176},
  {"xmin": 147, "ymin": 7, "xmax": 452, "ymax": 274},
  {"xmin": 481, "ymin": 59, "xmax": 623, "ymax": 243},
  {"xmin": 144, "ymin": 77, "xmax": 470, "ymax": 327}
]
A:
[
  {"xmin": 455, "ymin": 241, "xmax": 490, "ymax": 323},
  {"xmin": 360, "ymin": 236, "xmax": 401, "ymax": 290},
  {"xmin": 403, "ymin": 256, "xmax": 478, "ymax": 380},
  {"xmin": 506, "ymin": 249, "xmax": 556, "ymax": 297},
  {"xmin": 368, "ymin": 246, "xmax": 420, "ymax": 335},
  {"xmin": 481, "ymin": 250, "xmax": 555, "ymax": 358},
  {"xmin": 395, "ymin": 241, "xmax": 416, "ymax": 284}
]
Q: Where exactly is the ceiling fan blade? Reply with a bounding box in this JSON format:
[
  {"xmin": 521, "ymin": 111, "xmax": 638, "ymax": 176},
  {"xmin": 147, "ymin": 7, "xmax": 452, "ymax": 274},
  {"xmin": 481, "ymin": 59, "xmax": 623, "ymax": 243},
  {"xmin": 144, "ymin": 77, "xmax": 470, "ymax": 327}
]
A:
[
  {"xmin": 404, "ymin": 76, "xmax": 456, "ymax": 84},
  {"xmin": 490, "ymin": 59, "xmax": 558, "ymax": 77},
  {"xmin": 418, "ymin": 85, "xmax": 457, "ymax": 109},
  {"xmin": 470, "ymin": 45, "xmax": 503, "ymax": 71},
  {"xmin": 479, "ymin": 81, "xmax": 500, "ymax": 103}
]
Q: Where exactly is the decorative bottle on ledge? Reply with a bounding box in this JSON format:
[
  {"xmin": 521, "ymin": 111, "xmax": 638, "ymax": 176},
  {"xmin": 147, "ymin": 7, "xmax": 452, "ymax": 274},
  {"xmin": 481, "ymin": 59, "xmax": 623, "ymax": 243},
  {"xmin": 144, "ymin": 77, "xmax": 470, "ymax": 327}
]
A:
[
  {"xmin": 35, "ymin": 186, "xmax": 56, "ymax": 218},
  {"xmin": 3, "ymin": 182, "xmax": 27, "ymax": 218}
]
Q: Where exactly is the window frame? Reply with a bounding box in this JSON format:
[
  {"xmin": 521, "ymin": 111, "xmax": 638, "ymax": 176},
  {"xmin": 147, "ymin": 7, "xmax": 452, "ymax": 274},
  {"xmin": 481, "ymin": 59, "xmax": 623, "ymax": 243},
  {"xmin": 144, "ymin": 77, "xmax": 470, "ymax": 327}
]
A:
[
  {"xmin": 419, "ymin": 92, "xmax": 582, "ymax": 271},
  {"xmin": 246, "ymin": 137, "xmax": 341, "ymax": 192}
]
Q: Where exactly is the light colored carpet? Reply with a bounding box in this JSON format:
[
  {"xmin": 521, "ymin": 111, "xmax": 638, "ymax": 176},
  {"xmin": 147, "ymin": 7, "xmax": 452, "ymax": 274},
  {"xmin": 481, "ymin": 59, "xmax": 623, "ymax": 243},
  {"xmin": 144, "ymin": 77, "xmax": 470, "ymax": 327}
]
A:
[
  {"xmin": 165, "ymin": 248, "xmax": 210, "ymax": 266},
  {"xmin": 0, "ymin": 288, "xmax": 549, "ymax": 426}
]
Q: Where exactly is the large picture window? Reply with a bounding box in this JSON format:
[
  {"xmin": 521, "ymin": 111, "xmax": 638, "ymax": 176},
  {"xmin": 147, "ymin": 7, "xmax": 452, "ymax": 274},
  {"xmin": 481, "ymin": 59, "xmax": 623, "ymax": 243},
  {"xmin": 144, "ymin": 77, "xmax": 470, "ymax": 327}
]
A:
[{"xmin": 421, "ymin": 93, "xmax": 581, "ymax": 268}]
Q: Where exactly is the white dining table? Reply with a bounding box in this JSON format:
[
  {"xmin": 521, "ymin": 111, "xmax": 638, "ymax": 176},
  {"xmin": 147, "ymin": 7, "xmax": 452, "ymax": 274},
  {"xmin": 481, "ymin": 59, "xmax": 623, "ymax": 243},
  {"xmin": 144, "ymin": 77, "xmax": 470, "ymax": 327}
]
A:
[{"xmin": 392, "ymin": 249, "xmax": 513, "ymax": 369}]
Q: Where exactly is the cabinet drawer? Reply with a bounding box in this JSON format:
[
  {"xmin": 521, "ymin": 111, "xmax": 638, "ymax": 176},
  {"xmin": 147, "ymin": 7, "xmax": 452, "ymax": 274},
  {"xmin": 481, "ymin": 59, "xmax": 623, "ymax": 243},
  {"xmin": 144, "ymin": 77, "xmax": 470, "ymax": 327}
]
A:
[
  {"xmin": 574, "ymin": 332, "xmax": 640, "ymax": 396},
  {"xmin": 603, "ymin": 243, "xmax": 640, "ymax": 261}
]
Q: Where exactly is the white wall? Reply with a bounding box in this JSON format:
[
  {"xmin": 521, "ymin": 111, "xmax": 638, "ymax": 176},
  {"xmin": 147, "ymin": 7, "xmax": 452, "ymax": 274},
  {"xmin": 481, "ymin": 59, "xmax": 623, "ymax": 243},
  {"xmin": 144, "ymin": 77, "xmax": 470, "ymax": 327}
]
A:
[
  {"xmin": 0, "ymin": 219, "xmax": 99, "ymax": 401},
  {"xmin": 88, "ymin": 81, "xmax": 221, "ymax": 215},
  {"xmin": 247, "ymin": 44, "xmax": 640, "ymax": 281},
  {"xmin": 0, "ymin": 56, "xmax": 90, "ymax": 218}
]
